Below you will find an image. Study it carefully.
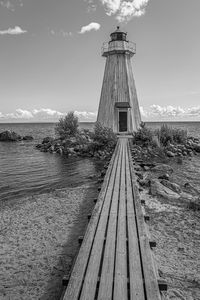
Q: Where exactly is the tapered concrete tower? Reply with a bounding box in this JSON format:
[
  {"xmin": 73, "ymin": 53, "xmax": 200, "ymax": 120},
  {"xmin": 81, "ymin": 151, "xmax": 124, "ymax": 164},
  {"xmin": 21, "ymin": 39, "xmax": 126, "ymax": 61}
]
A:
[{"xmin": 97, "ymin": 27, "xmax": 141, "ymax": 133}]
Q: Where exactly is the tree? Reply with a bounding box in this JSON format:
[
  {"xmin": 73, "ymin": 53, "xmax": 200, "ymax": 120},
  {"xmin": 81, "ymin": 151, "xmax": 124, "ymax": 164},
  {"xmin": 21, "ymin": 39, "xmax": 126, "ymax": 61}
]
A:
[{"xmin": 55, "ymin": 111, "xmax": 79, "ymax": 139}]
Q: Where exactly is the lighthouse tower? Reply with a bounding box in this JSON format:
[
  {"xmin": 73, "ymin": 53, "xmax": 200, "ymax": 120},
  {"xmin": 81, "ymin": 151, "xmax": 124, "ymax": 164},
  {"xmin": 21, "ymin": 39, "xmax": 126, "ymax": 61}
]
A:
[{"xmin": 97, "ymin": 27, "xmax": 141, "ymax": 133}]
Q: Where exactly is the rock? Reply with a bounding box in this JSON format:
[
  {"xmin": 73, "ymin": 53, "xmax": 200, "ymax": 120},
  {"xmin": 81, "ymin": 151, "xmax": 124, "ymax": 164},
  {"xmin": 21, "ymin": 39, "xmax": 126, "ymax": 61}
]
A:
[
  {"xmin": 193, "ymin": 143, "xmax": 200, "ymax": 152},
  {"xmin": 134, "ymin": 165, "xmax": 142, "ymax": 171},
  {"xmin": 42, "ymin": 136, "xmax": 54, "ymax": 144},
  {"xmin": 151, "ymin": 164, "xmax": 173, "ymax": 175},
  {"xmin": 160, "ymin": 179, "xmax": 182, "ymax": 193},
  {"xmin": 35, "ymin": 143, "xmax": 42, "ymax": 149},
  {"xmin": 143, "ymin": 166, "xmax": 150, "ymax": 171},
  {"xmin": 0, "ymin": 130, "xmax": 22, "ymax": 141},
  {"xmin": 150, "ymin": 179, "xmax": 180, "ymax": 200},
  {"xmin": 158, "ymin": 174, "xmax": 170, "ymax": 181},
  {"xmin": 184, "ymin": 182, "xmax": 199, "ymax": 195},
  {"xmin": 23, "ymin": 135, "xmax": 33, "ymax": 140},
  {"xmin": 166, "ymin": 151, "xmax": 175, "ymax": 157},
  {"xmin": 135, "ymin": 171, "xmax": 143, "ymax": 179}
]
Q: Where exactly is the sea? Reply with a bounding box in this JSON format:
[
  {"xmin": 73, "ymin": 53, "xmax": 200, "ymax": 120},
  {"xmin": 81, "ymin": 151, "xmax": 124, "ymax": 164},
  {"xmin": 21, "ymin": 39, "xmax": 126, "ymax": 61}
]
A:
[{"xmin": 0, "ymin": 122, "xmax": 200, "ymax": 202}]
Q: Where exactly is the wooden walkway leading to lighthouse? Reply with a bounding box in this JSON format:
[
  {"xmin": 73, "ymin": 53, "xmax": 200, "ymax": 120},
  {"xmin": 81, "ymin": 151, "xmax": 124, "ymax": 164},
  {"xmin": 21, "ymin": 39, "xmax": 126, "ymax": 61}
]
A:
[{"xmin": 62, "ymin": 138, "xmax": 165, "ymax": 300}]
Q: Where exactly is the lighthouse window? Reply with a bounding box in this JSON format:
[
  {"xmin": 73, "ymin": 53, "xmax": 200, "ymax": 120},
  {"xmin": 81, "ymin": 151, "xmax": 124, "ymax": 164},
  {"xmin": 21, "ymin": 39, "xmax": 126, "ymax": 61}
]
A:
[{"xmin": 117, "ymin": 33, "xmax": 123, "ymax": 40}]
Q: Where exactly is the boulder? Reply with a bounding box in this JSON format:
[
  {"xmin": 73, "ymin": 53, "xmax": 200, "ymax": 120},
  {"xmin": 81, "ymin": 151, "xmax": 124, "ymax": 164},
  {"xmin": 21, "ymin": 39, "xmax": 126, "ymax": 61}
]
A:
[
  {"xmin": 158, "ymin": 174, "xmax": 170, "ymax": 181},
  {"xmin": 42, "ymin": 136, "xmax": 54, "ymax": 144},
  {"xmin": 166, "ymin": 151, "xmax": 175, "ymax": 158},
  {"xmin": 23, "ymin": 135, "xmax": 33, "ymax": 140},
  {"xmin": 150, "ymin": 179, "xmax": 180, "ymax": 200},
  {"xmin": 151, "ymin": 164, "xmax": 173, "ymax": 175},
  {"xmin": 193, "ymin": 143, "xmax": 200, "ymax": 153},
  {"xmin": 0, "ymin": 130, "xmax": 22, "ymax": 141},
  {"xmin": 160, "ymin": 179, "xmax": 182, "ymax": 193}
]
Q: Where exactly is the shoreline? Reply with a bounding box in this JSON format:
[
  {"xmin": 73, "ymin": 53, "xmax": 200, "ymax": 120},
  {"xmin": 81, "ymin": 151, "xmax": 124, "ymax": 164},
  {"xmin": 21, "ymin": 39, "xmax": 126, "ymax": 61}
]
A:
[{"xmin": 0, "ymin": 182, "xmax": 99, "ymax": 300}]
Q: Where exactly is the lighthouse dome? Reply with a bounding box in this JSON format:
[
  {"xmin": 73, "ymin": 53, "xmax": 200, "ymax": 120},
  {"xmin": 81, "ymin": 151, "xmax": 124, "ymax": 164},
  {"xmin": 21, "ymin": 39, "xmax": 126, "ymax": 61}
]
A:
[{"xmin": 110, "ymin": 26, "xmax": 127, "ymax": 42}]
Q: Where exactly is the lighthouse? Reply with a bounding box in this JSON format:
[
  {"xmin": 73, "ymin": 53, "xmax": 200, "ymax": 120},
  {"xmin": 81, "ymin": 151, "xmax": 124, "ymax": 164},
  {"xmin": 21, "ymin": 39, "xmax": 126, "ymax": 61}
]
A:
[{"xmin": 97, "ymin": 27, "xmax": 141, "ymax": 134}]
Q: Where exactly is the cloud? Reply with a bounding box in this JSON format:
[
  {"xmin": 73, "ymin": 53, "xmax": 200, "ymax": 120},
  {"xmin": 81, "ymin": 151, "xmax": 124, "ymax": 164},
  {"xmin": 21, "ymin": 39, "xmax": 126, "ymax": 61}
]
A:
[
  {"xmin": 85, "ymin": 0, "xmax": 97, "ymax": 12},
  {"xmin": 32, "ymin": 108, "xmax": 64, "ymax": 119},
  {"xmin": 139, "ymin": 105, "xmax": 200, "ymax": 120},
  {"xmin": 100, "ymin": 0, "xmax": 150, "ymax": 22},
  {"xmin": 0, "ymin": 0, "xmax": 23, "ymax": 11},
  {"xmin": 74, "ymin": 111, "xmax": 97, "ymax": 121},
  {"xmin": 139, "ymin": 106, "xmax": 148, "ymax": 117},
  {"xmin": 101, "ymin": 0, "xmax": 121, "ymax": 15},
  {"xmin": 187, "ymin": 106, "xmax": 200, "ymax": 116},
  {"xmin": 0, "ymin": 0, "xmax": 14, "ymax": 10},
  {"xmin": 150, "ymin": 105, "xmax": 185, "ymax": 117},
  {"xmin": 0, "ymin": 26, "xmax": 27, "ymax": 35},
  {"xmin": 50, "ymin": 29, "xmax": 73, "ymax": 37},
  {"xmin": 0, "ymin": 109, "xmax": 97, "ymax": 122},
  {"xmin": 79, "ymin": 22, "xmax": 101, "ymax": 34}
]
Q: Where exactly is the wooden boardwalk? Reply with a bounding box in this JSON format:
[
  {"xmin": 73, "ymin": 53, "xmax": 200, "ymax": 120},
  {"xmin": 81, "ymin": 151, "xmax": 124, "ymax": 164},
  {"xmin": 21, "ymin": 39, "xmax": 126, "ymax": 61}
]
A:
[{"xmin": 62, "ymin": 138, "xmax": 164, "ymax": 300}]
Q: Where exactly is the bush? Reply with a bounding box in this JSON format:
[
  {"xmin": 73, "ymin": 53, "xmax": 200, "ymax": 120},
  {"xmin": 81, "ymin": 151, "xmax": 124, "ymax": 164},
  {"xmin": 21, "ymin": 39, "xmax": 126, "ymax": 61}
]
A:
[
  {"xmin": 133, "ymin": 122, "xmax": 153, "ymax": 146},
  {"xmin": 156, "ymin": 124, "xmax": 187, "ymax": 146},
  {"xmin": 55, "ymin": 111, "xmax": 79, "ymax": 139},
  {"xmin": 93, "ymin": 122, "xmax": 117, "ymax": 148}
]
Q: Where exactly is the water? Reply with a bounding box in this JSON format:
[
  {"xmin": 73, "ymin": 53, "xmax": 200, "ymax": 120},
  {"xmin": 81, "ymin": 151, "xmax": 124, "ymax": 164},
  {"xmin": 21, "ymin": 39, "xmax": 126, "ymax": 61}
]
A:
[
  {"xmin": 0, "ymin": 122, "xmax": 200, "ymax": 202},
  {"xmin": 0, "ymin": 122, "xmax": 97, "ymax": 201}
]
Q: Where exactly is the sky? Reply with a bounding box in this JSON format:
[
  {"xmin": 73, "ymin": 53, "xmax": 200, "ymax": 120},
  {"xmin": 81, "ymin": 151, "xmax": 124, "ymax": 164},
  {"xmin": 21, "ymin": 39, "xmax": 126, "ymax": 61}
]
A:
[{"xmin": 0, "ymin": 0, "xmax": 200, "ymax": 122}]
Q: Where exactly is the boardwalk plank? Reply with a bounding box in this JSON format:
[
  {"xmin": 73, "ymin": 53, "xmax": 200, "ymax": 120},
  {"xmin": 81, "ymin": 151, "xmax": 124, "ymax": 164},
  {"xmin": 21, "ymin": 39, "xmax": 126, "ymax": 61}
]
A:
[
  {"xmin": 114, "ymin": 139, "xmax": 128, "ymax": 300},
  {"xmin": 125, "ymin": 144, "xmax": 146, "ymax": 300},
  {"xmin": 97, "ymin": 140, "xmax": 123, "ymax": 300}
]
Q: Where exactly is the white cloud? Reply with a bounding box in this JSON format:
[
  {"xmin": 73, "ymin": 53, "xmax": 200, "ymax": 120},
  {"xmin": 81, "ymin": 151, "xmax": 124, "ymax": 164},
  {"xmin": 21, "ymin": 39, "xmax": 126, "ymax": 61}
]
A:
[
  {"xmin": 0, "ymin": 109, "xmax": 97, "ymax": 122},
  {"xmin": 150, "ymin": 105, "xmax": 185, "ymax": 117},
  {"xmin": 187, "ymin": 106, "xmax": 200, "ymax": 116},
  {"xmin": 101, "ymin": 0, "xmax": 121, "ymax": 15},
  {"xmin": 16, "ymin": 109, "xmax": 33, "ymax": 119},
  {"xmin": 139, "ymin": 106, "xmax": 148, "ymax": 117},
  {"xmin": 100, "ymin": 0, "xmax": 150, "ymax": 22},
  {"xmin": 0, "ymin": 0, "xmax": 14, "ymax": 11},
  {"xmin": 32, "ymin": 108, "xmax": 64, "ymax": 119},
  {"xmin": 79, "ymin": 22, "xmax": 101, "ymax": 34},
  {"xmin": 74, "ymin": 111, "xmax": 97, "ymax": 121},
  {"xmin": 0, "ymin": 0, "xmax": 23, "ymax": 11},
  {"xmin": 50, "ymin": 29, "xmax": 73, "ymax": 37},
  {"xmin": 0, "ymin": 26, "xmax": 27, "ymax": 35},
  {"xmin": 85, "ymin": 0, "xmax": 97, "ymax": 12}
]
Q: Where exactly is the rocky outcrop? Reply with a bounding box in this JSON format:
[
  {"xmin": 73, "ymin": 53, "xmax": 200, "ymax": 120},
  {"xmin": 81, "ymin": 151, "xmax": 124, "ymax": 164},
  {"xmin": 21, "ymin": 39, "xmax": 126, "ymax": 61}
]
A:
[
  {"xmin": 0, "ymin": 130, "xmax": 22, "ymax": 141},
  {"xmin": 160, "ymin": 179, "xmax": 182, "ymax": 193},
  {"xmin": 23, "ymin": 135, "xmax": 34, "ymax": 141},
  {"xmin": 0, "ymin": 131, "xmax": 34, "ymax": 142},
  {"xmin": 151, "ymin": 164, "xmax": 173, "ymax": 175},
  {"xmin": 35, "ymin": 133, "xmax": 115, "ymax": 161},
  {"xmin": 150, "ymin": 179, "xmax": 180, "ymax": 200}
]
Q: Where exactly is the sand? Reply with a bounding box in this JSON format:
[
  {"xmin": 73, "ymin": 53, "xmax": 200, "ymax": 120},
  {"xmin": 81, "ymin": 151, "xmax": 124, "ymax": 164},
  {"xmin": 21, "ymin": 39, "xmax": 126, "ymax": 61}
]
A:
[
  {"xmin": 141, "ymin": 189, "xmax": 200, "ymax": 300},
  {"xmin": 0, "ymin": 183, "xmax": 98, "ymax": 300}
]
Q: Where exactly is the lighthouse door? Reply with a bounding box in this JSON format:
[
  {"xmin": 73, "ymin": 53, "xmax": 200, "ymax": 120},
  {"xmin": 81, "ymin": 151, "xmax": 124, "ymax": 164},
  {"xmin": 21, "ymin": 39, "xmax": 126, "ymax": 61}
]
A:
[{"xmin": 119, "ymin": 111, "xmax": 128, "ymax": 132}]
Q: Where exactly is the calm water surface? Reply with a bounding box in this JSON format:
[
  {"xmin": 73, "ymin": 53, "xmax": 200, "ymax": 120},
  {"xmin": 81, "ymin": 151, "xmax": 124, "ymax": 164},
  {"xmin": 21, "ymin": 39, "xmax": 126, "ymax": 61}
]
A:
[
  {"xmin": 0, "ymin": 122, "xmax": 200, "ymax": 201},
  {"xmin": 0, "ymin": 122, "xmax": 97, "ymax": 201}
]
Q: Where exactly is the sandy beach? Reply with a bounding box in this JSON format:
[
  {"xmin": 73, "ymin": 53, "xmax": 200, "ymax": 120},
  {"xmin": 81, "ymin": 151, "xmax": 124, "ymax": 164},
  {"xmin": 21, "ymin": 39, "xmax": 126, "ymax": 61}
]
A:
[
  {"xmin": 141, "ymin": 176, "xmax": 200, "ymax": 299},
  {"xmin": 0, "ymin": 183, "xmax": 98, "ymax": 300}
]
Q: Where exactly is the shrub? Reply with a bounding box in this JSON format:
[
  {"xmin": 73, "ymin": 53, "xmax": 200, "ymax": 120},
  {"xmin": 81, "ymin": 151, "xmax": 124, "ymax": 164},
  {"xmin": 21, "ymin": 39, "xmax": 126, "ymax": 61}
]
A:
[
  {"xmin": 133, "ymin": 122, "xmax": 153, "ymax": 146},
  {"xmin": 155, "ymin": 124, "xmax": 187, "ymax": 146},
  {"xmin": 93, "ymin": 122, "xmax": 117, "ymax": 148},
  {"xmin": 55, "ymin": 111, "xmax": 79, "ymax": 139}
]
